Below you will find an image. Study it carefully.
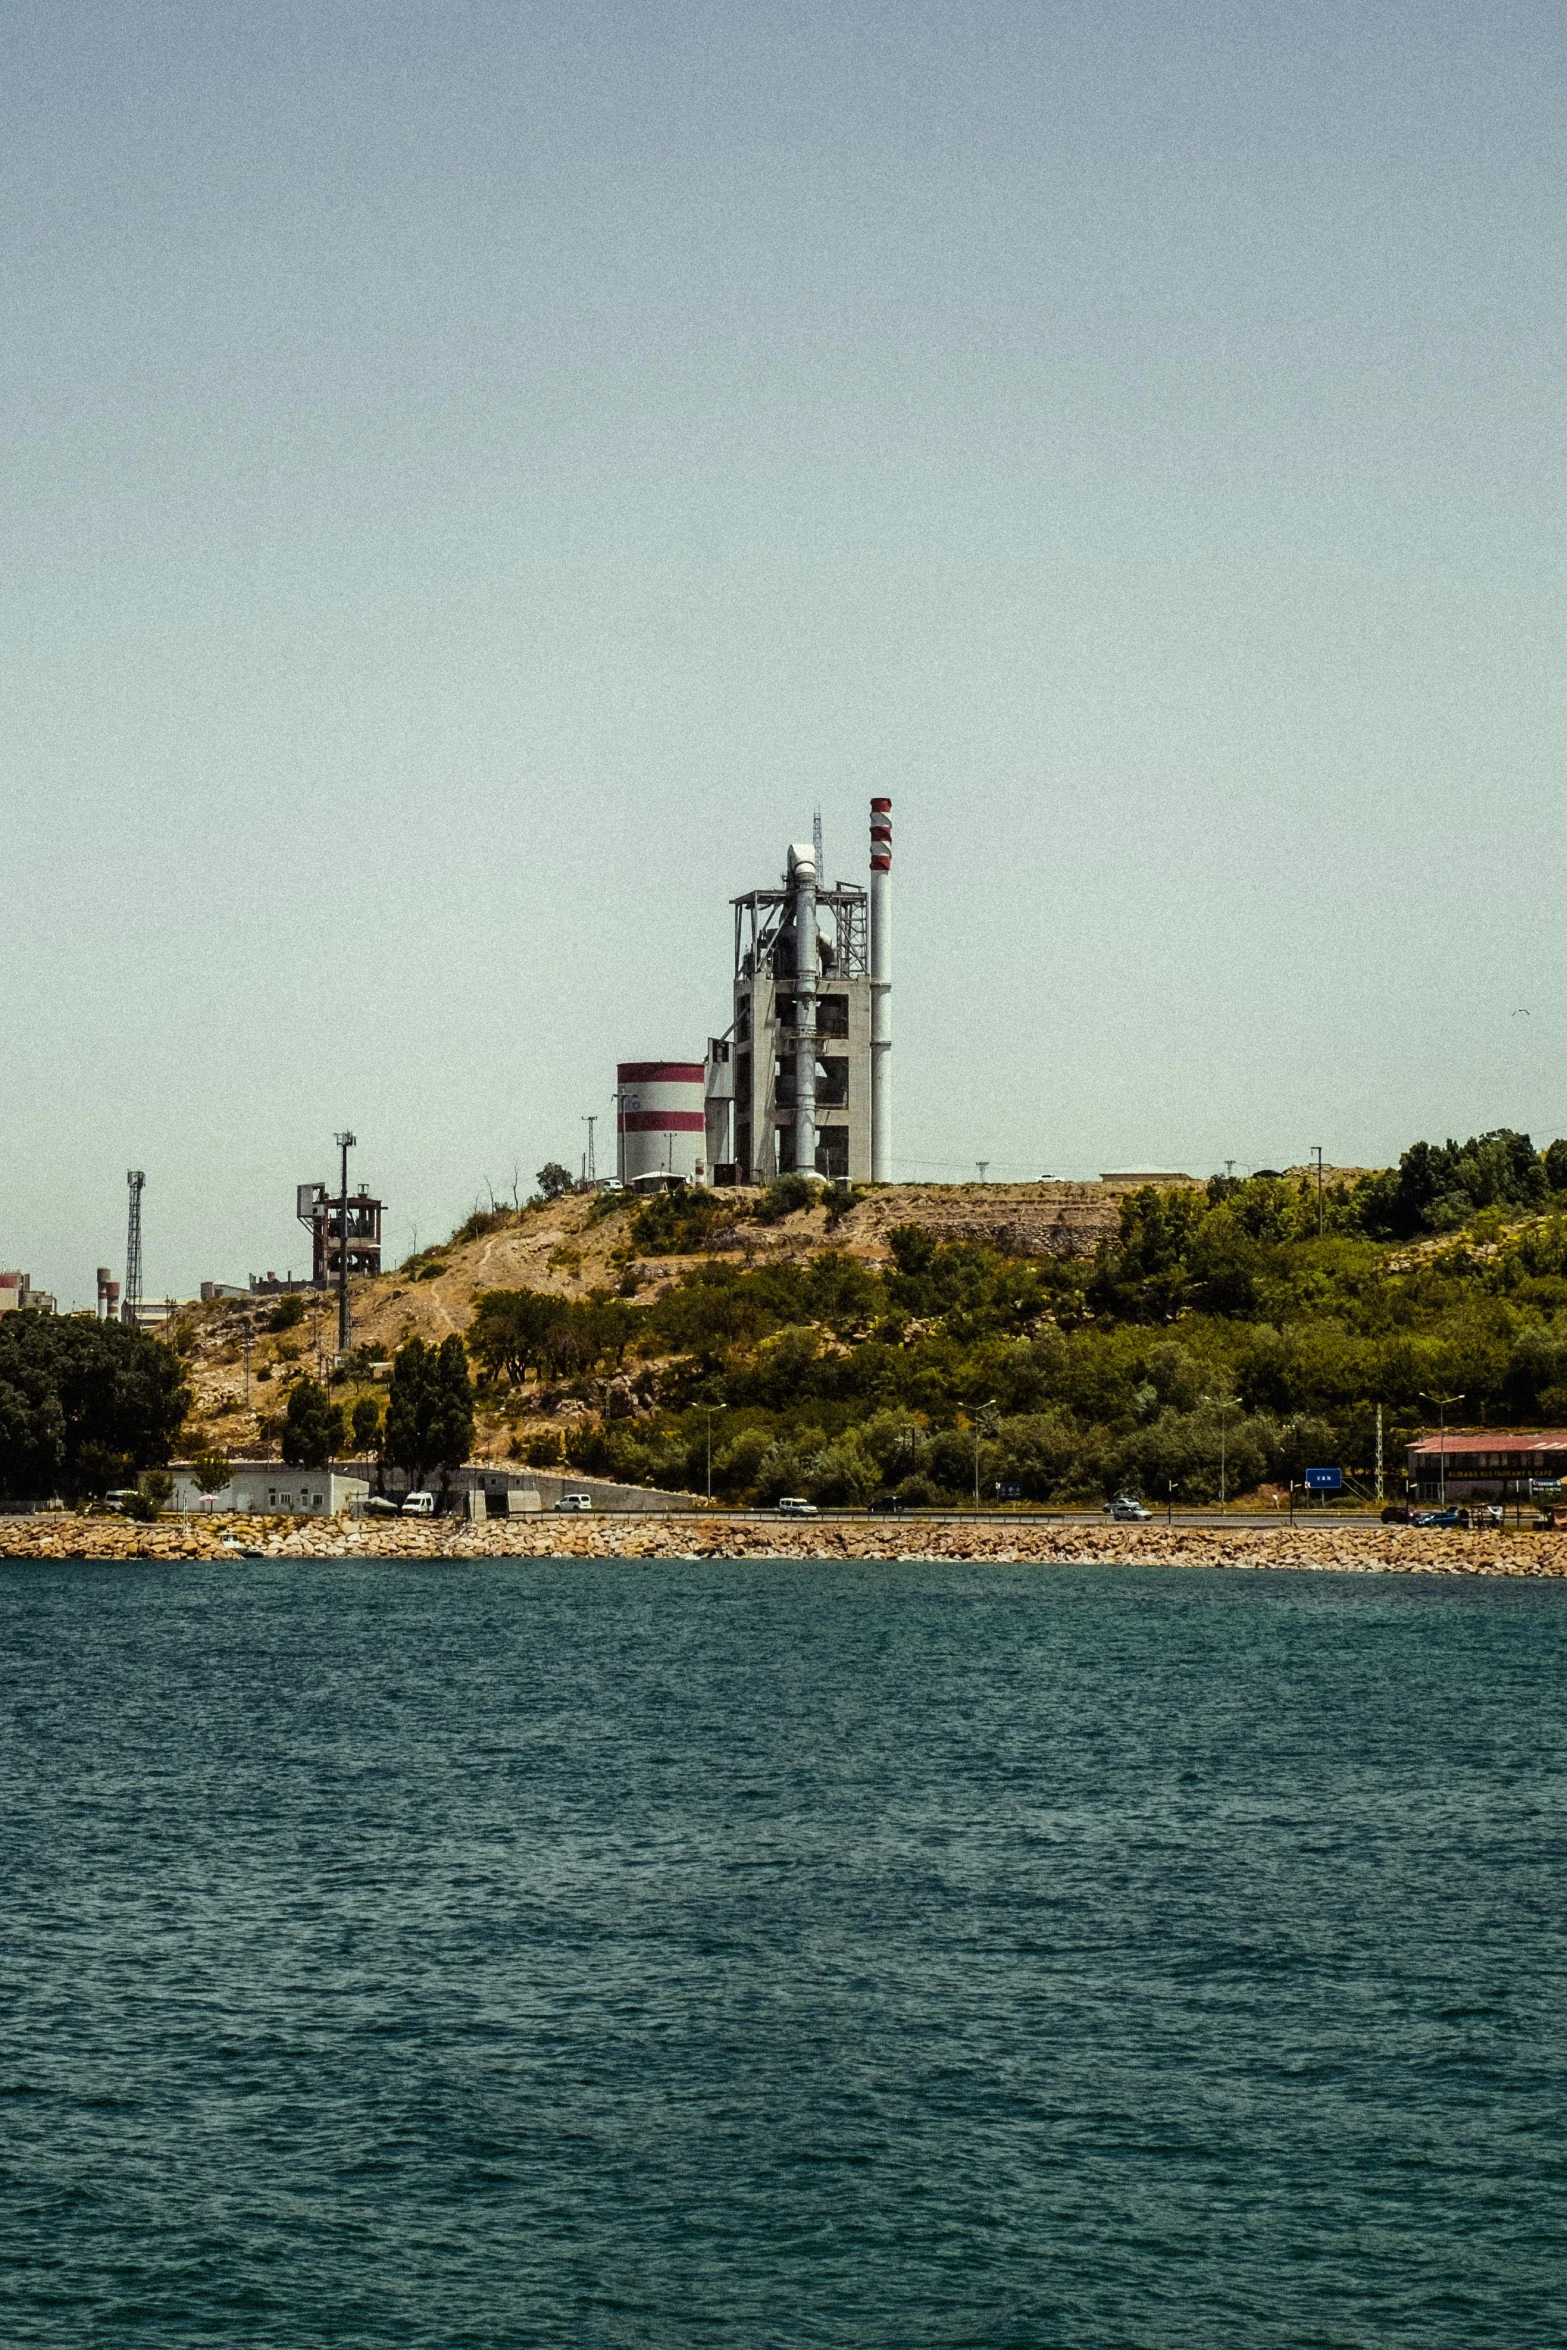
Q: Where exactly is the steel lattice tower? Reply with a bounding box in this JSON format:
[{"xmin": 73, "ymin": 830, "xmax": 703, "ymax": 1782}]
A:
[{"xmin": 122, "ymin": 1170, "xmax": 145, "ymax": 1328}]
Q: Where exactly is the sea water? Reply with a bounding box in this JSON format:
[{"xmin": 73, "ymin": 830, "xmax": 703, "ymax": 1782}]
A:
[{"xmin": 1, "ymin": 1558, "xmax": 1563, "ymax": 2346}]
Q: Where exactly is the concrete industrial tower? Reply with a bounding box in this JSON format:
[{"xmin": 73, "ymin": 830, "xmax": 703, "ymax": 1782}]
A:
[{"xmin": 712, "ymin": 798, "xmax": 892, "ymax": 1184}]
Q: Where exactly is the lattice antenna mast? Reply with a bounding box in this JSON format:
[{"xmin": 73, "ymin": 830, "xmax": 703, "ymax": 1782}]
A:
[
  {"xmin": 122, "ymin": 1170, "xmax": 145, "ymax": 1328},
  {"xmin": 813, "ymin": 806, "xmax": 825, "ymax": 882}
]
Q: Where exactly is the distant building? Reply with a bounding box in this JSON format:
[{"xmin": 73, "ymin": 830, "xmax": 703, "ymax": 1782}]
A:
[
  {"xmin": 725, "ymin": 847, "xmax": 872, "ymax": 1184},
  {"xmin": 248, "ymin": 1178, "xmax": 386, "ymax": 1295},
  {"xmin": 1098, "ymin": 1171, "xmax": 1202, "ymax": 1187},
  {"xmin": 0, "ymin": 1272, "xmax": 56, "ymax": 1317},
  {"xmin": 299, "ymin": 1182, "xmax": 384, "ymax": 1285},
  {"xmin": 171, "ymin": 1465, "xmax": 369, "ymax": 1516},
  {"xmin": 1406, "ymin": 1431, "xmax": 1567, "ymax": 1501}
]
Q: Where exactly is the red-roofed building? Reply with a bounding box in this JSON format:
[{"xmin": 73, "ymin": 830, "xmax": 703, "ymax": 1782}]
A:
[{"xmin": 1406, "ymin": 1431, "xmax": 1567, "ymax": 1501}]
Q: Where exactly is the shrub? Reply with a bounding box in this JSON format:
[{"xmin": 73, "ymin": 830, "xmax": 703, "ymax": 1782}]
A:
[
  {"xmin": 752, "ymin": 1174, "xmax": 819, "ymax": 1225},
  {"xmin": 453, "ymin": 1207, "xmax": 511, "ymax": 1245},
  {"xmin": 267, "ymin": 1294, "xmax": 307, "ymax": 1333},
  {"xmin": 629, "ymin": 1189, "xmax": 740, "ymax": 1256}
]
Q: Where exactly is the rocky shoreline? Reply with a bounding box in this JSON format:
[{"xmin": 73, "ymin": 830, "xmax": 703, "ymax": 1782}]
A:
[{"xmin": 2, "ymin": 1512, "xmax": 1566, "ymax": 1576}]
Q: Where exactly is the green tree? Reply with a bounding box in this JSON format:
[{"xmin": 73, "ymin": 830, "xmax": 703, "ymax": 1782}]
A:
[
  {"xmin": 122, "ymin": 1468, "xmax": 175, "ymax": 1521},
  {"xmin": 384, "ymin": 1336, "xmax": 475, "ymax": 1494},
  {"xmin": 1358, "ymin": 1130, "xmax": 1548, "ymax": 1239},
  {"xmin": 0, "ymin": 1316, "xmax": 189, "ymax": 1502},
  {"xmin": 267, "ymin": 1293, "xmax": 306, "ymax": 1332},
  {"xmin": 470, "ymin": 1289, "xmax": 569, "ymax": 1383},
  {"xmin": 190, "ymin": 1448, "xmax": 232, "ymax": 1497},
  {"xmin": 535, "ymin": 1162, "xmax": 574, "ymax": 1201},
  {"xmin": 430, "ymin": 1336, "xmax": 476, "ymax": 1502},
  {"xmin": 350, "ymin": 1396, "xmax": 383, "ymax": 1455},
  {"xmin": 281, "ymin": 1376, "xmax": 346, "ymax": 1469}
]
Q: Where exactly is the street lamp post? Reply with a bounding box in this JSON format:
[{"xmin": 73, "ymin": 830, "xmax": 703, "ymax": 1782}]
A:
[
  {"xmin": 703, "ymin": 1404, "xmax": 727, "ymax": 1502},
  {"xmin": 1419, "ymin": 1391, "xmax": 1465, "ymax": 1508},
  {"xmin": 970, "ymin": 1398, "xmax": 997, "ymax": 1510},
  {"xmin": 1202, "ymin": 1394, "xmax": 1241, "ymax": 1511},
  {"xmin": 333, "ymin": 1129, "xmax": 356, "ymax": 1359}
]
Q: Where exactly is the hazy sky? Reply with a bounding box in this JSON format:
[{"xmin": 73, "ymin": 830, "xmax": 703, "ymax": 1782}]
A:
[{"xmin": 4, "ymin": 2, "xmax": 1565, "ymax": 1301}]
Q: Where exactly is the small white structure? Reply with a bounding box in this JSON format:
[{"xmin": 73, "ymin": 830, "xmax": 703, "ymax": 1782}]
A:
[
  {"xmin": 171, "ymin": 1466, "xmax": 369, "ymax": 1516},
  {"xmin": 464, "ymin": 1485, "xmax": 541, "ymax": 1519}
]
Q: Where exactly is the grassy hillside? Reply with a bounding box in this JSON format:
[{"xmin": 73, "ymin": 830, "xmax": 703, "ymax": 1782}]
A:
[{"xmin": 173, "ymin": 1130, "xmax": 1567, "ymax": 1508}]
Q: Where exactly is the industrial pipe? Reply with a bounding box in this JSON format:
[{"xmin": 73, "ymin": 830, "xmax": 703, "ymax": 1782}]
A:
[{"xmin": 870, "ymin": 797, "xmax": 892, "ymax": 1181}]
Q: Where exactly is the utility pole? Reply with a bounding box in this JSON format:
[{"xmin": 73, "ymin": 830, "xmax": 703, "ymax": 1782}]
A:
[
  {"xmin": 334, "ymin": 1131, "xmax": 355, "ymax": 1359},
  {"xmin": 1312, "ymin": 1146, "xmax": 1325, "ymax": 1237},
  {"xmin": 582, "ymin": 1115, "xmax": 597, "ymax": 1184},
  {"xmin": 703, "ymin": 1403, "xmax": 726, "ymax": 1501},
  {"xmin": 1375, "ymin": 1403, "xmax": 1384, "ymax": 1503},
  {"xmin": 971, "ymin": 1399, "xmax": 997, "ymax": 1509},
  {"xmin": 1419, "ymin": 1390, "xmax": 1465, "ymax": 1508}
]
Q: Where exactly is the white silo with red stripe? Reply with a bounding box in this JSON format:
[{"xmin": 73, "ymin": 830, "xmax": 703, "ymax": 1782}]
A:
[{"xmin": 616, "ymin": 1061, "xmax": 707, "ymax": 1183}]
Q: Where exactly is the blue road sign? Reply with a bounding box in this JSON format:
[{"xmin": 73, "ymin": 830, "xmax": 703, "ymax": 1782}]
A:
[{"xmin": 1304, "ymin": 1466, "xmax": 1343, "ymax": 1492}]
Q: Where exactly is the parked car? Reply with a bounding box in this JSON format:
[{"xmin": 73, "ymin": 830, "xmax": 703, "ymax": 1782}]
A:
[
  {"xmin": 775, "ymin": 1496, "xmax": 819, "ymax": 1518},
  {"xmin": 1380, "ymin": 1504, "xmax": 1413, "ymax": 1524},
  {"xmin": 1414, "ymin": 1506, "xmax": 1463, "ymax": 1528},
  {"xmin": 552, "ymin": 1492, "xmax": 594, "ymax": 1513},
  {"xmin": 868, "ymin": 1494, "xmax": 905, "ymax": 1516},
  {"xmin": 1104, "ymin": 1496, "xmax": 1152, "ymax": 1522},
  {"xmin": 402, "ymin": 1491, "xmax": 437, "ymax": 1517}
]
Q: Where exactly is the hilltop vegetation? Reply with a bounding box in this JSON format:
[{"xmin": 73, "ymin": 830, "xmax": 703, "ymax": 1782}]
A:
[
  {"xmin": 464, "ymin": 1130, "xmax": 1567, "ymax": 1506},
  {"xmin": 28, "ymin": 1126, "xmax": 1567, "ymax": 1513}
]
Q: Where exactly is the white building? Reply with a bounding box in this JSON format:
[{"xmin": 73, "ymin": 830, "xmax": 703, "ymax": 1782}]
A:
[{"xmin": 171, "ymin": 1466, "xmax": 369, "ymax": 1516}]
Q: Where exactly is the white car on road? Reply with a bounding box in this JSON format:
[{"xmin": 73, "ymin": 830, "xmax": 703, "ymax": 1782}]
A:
[{"xmin": 1104, "ymin": 1496, "xmax": 1152, "ymax": 1521}]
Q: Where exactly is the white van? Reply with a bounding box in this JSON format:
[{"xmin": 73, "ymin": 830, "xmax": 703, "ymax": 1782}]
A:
[
  {"xmin": 552, "ymin": 1492, "xmax": 595, "ymax": 1513},
  {"xmin": 402, "ymin": 1491, "xmax": 437, "ymax": 1517}
]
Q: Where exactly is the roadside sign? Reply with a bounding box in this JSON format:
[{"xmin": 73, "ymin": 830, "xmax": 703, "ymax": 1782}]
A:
[
  {"xmin": 1532, "ymin": 1479, "xmax": 1563, "ymax": 1496},
  {"xmin": 994, "ymin": 1482, "xmax": 1022, "ymax": 1502},
  {"xmin": 1304, "ymin": 1466, "xmax": 1343, "ymax": 1492}
]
